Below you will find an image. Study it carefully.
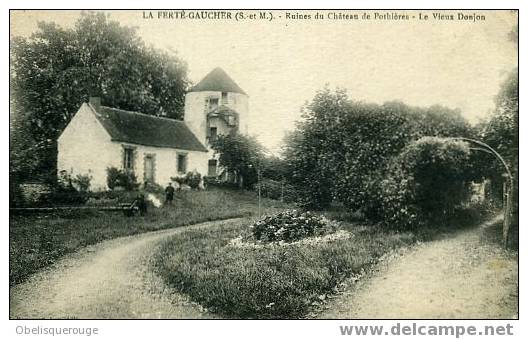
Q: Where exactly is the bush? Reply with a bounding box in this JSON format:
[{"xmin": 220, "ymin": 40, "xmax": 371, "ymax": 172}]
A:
[
  {"xmin": 72, "ymin": 174, "xmax": 92, "ymax": 192},
  {"xmin": 210, "ymin": 134, "xmax": 263, "ymax": 189},
  {"xmin": 378, "ymin": 137, "xmax": 474, "ymax": 229},
  {"xmin": 170, "ymin": 175, "xmax": 186, "ymax": 187},
  {"xmin": 250, "ymin": 210, "xmax": 337, "ymax": 243},
  {"xmin": 282, "ymin": 88, "xmax": 475, "ymax": 212},
  {"xmin": 45, "ymin": 187, "xmax": 88, "ymax": 206},
  {"xmin": 171, "ymin": 171, "xmax": 202, "ymax": 190},
  {"xmin": 143, "ymin": 181, "xmax": 164, "ymax": 193},
  {"xmin": 185, "ymin": 171, "xmax": 202, "ymax": 190},
  {"xmin": 106, "ymin": 167, "xmax": 139, "ymax": 191},
  {"xmin": 9, "ymin": 182, "xmax": 26, "ymax": 207},
  {"xmin": 259, "ymin": 178, "xmax": 296, "ymax": 202}
]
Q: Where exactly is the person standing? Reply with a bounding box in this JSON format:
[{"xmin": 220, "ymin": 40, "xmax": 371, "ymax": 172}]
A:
[{"xmin": 164, "ymin": 182, "xmax": 175, "ymax": 206}]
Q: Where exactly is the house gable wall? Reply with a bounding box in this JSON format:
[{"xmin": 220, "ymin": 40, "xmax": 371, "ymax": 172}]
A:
[{"xmin": 58, "ymin": 104, "xmax": 121, "ymax": 191}]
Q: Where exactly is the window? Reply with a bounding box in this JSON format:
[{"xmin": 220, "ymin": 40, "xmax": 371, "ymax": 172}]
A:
[
  {"xmin": 123, "ymin": 147, "xmax": 135, "ymax": 172},
  {"xmin": 144, "ymin": 154, "xmax": 155, "ymax": 183},
  {"xmin": 209, "ymin": 127, "xmax": 218, "ymax": 141},
  {"xmin": 177, "ymin": 153, "xmax": 188, "ymax": 174},
  {"xmin": 221, "ymin": 92, "xmax": 228, "ymax": 104},
  {"xmin": 208, "ymin": 98, "xmax": 219, "ymax": 111},
  {"xmin": 208, "ymin": 159, "xmax": 218, "ymax": 177}
]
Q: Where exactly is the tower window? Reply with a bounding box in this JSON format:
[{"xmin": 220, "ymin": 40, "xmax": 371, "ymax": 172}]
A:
[
  {"xmin": 221, "ymin": 92, "xmax": 228, "ymax": 104},
  {"xmin": 208, "ymin": 98, "xmax": 219, "ymax": 111}
]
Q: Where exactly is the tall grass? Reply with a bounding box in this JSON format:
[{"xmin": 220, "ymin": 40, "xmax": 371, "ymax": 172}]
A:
[{"xmin": 9, "ymin": 188, "xmax": 288, "ymax": 286}]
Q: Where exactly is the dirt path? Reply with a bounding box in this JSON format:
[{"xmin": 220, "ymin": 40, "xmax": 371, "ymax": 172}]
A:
[
  {"xmin": 10, "ymin": 219, "xmax": 239, "ymax": 319},
  {"xmin": 319, "ymin": 216, "xmax": 518, "ymax": 319}
]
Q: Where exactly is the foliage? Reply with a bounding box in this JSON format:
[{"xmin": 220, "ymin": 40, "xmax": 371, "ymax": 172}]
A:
[
  {"xmin": 105, "ymin": 167, "xmax": 120, "ymax": 190},
  {"xmin": 480, "ymin": 25, "xmax": 517, "ymax": 222},
  {"xmin": 170, "ymin": 175, "xmax": 186, "ymax": 186},
  {"xmin": 482, "ymin": 69, "xmax": 518, "ymax": 170},
  {"xmin": 259, "ymin": 178, "xmax": 296, "ymax": 202},
  {"xmin": 106, "ymin": 167, "xmax": 139, "ymax": 191},
  {"xmin": 283, "ymin": 87, "xmax": 475, "ymax": 214},
  {"xmin": 45, "ymin": 185, "xmax": 89, "ymax": 206},
  {"xmin": 481, "ymin": 68, "xmax": 518, "ymax": 209},
  {"xmin": 211, "ymin": 133, "xmax": 264, "ymax": 189},
  {"xmin": 282, "ymin": 129, "xmax": 334, "ymax": 209},
  {"xmin": 153, "ymin": 218, "xmax": 416, "ymax": 318},
  {"xmin": 378, "ymin": 137, "xmax": 473, "ymax": 229},
  {"xmin": 171, "ymin": 171, "xmax": 203, "ymax": 189},
  {"xmin": 72, "ymin": 174, "xmax": 92, "ymax": 192},
  {"xmin": 143, "ymin": 182, "xmax": 165, "ymax": 193},
  {"xmin": 10, "ymin": 188, "xmax": 291, "ymax": 286},
  {"xmin": 9, "ymin": 182, "xmax": 26, "ymax": 208},
  {"xmin": 261, "ymin": 156, "xmax": 288, "ymax": 181},
  {"xmin": 10, "ymin": 11, "xmax": 189, "ymax": 182},
  {"xmin": 250, "ymin": 210, "xmax": 338, "ymax": 243},
  {"xmin": 184, "ymin": 171, "xmax": 202, "ymax": 190}
]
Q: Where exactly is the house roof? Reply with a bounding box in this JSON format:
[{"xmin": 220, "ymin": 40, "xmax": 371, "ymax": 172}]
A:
[
  {"xmin": 90, "ymin": 105, "xmax": 208, "ymax": 152},
  {"xmin": 190, "ymin": 67, "xmax": 247, "ymax": 95}
]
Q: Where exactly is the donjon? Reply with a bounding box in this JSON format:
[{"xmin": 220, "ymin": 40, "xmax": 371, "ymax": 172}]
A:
[{"xmin": 184, "ymin": 67, "xmax": 249, "ymax": 177}]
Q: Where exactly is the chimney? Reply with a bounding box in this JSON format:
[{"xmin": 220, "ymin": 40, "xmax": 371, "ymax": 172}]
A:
[{"xmin": 89, "ymin": 97, "xmax": 101, "ymax": 111}]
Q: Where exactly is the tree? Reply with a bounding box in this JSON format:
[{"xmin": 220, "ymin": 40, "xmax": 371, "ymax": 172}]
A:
[
  {"xmin": 482, "ymin": 68, "xmax": 518, "ymax": 169},
  {"xmin": 378, "ymin": 137, "xmax": 474, "ymax": 229},
  {"xmin": 261, "ymin": 155, "xmax": 288, "ymax": 181},
  {"xmin": 282, "ymin": 87, "xmax": 474, "ymax": 213},
  {"xmin": 282, "ymin": 128, "xmax": 334, "ymax": 209},
  {"xmin": 481, "ymin": 22, "xmax": 518, "ymax": 207},
  {"xmin": 480, "ymin": 67, "xmax": 518, "ymax": 219},
  {"xmin": 211, "ymin": 134, "xmax": 264, "ymax": 189},
  {"xmin": 10, "ymin": 11, "xmax": 189, "ymax": 182}
]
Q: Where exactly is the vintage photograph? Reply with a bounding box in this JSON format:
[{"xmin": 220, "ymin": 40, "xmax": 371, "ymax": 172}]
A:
[{"xmin": 9, "ymin": 9, "xmax": 518, "ymax": 320}]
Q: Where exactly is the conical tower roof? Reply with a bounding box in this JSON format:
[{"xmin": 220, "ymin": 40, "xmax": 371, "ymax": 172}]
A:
[{"xmin": 190, "ymin": 67, "xmax": 247, "ymax": 95}]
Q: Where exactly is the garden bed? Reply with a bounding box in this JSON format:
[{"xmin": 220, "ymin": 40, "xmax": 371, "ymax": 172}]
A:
[{"xmin": 152, "ymin": 217, "xmax": 417, "ymax": 319}]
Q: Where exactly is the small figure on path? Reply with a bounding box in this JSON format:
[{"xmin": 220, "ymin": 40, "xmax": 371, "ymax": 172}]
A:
[{"xmin": 165, "ymin": 182, "xmax": 175, "ymax": 206}]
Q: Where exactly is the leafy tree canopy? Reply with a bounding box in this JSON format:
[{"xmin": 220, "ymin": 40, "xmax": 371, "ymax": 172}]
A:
[
  {"xmin": 379, "ymin": 137, "xmax": 474, "ymax": 229},
  {"xmin": 10, "ymin": 11, "xmax": 189, "ymax": 181},
  {"xmin": 211, "ymin": 133, "xmax": 264, "ymax": 189},
  {"xmin": 283, "ymin": 87, "xmax": 476, "ymax": 211}
]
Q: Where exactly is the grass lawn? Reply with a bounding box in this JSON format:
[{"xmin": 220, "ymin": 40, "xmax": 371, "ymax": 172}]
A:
[
  {"xmin": 153, "ymin": 217, "xmax": 418, "ymax": 319},
  {"xmin": 9, "ymin": 188, "xmax": 289, "ymax": 286}
]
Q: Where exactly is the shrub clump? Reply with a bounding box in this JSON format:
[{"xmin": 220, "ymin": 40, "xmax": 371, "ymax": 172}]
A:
[
  {"xmin": 171, "ymin": 171, "xmax": 203, "ymax": 190},
  {"xmin": 250, "ymin": 210, "xmax": 337, "ymax": 243},
  {"xmin": 184, "ymin": 171, "xmax": 202, "ymax": 190},
  {"xmin": 377, "ymin": 137, "xmax": 474, "ymax": 229},
  {"xmin": 106, "ymin": 167, "xmax": 139, "ymax": 191},
  {"xmin": 259, "ymin": 178, "xmax": 296, "ymax": 202}
]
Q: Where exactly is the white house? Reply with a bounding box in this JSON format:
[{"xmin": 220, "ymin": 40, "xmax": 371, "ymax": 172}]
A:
[{"xmin": 57, "ymin": 67, "xmax": 249, "ymax": 191}]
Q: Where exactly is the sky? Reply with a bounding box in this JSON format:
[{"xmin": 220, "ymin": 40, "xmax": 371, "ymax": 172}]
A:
[{"xmin": 10, "ymin": 10, "xmax": 518, "ymax": 154}]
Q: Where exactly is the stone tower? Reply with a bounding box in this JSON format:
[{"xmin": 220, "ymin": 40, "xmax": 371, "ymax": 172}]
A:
[
  {"xmin": 184, "ymin": 67, "xmax": 249, "ymax": 176},
  {"xmin": 184, "ymin": 67, "xmax": 249, "ymax": 148}
]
